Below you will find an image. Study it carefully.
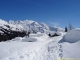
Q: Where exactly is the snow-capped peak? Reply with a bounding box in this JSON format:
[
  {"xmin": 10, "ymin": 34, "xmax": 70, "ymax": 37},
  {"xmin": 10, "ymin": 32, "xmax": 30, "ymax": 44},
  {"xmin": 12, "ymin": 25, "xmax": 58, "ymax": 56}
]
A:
[{"xmin": 0, "ymin": 19, "xmax": 8, "ymax": 25}]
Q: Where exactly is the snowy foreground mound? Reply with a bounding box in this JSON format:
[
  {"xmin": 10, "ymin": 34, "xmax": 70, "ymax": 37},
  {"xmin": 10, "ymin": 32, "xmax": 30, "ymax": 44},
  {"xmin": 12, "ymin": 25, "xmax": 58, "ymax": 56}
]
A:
[
  {"xmin": 0, "ymin": 32, "xmax": 80, "ymax": 60},
  {"xmin": 62, "ymin": 28, "xmax": 80, "ymax": 43}
]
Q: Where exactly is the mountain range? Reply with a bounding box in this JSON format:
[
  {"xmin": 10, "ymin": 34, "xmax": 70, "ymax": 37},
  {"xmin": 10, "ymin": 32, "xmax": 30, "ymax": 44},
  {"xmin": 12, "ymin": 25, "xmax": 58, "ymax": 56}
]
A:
[{"xmin": 0, "ymin": 19, "xmax": 64, "ymax": 33}]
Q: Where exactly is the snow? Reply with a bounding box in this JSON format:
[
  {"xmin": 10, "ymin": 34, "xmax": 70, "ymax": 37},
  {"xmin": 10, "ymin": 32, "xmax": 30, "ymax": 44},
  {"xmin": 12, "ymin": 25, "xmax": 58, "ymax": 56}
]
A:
[
  {"xmin": 49, "ymin": 26, "xmax": 64, "ymax": 32},
  {"xmin": 60, "ymin": 41, "xmax": 80, "ymax": 58},
  {"xmin": 0, "ymin": 19, "xmax": 8, "ymax": 25},
  {"xmin": 29, "ymin": 33, "xmax": 42, "ymax": 37},
  {"xmin": 11, "ymin": 37, "xmax": 23, "ymax": 42},
  {"xmin": 0, "ymin": 29, "xmax": 80, "ymax": 60},
  {"xmin": 0, "ymin": 42, "xmax": 46, "ymax": 60},
  {"xmin": 62, "ymin": 28, "xmax": 80, "ymax": 43},
  {"xmin": 22, "ymin": 38, "xmax": 37, "ymax": 42},
  {"xmin": 0, "ymin": 33, "xmax": 50, "ymax": 60}
]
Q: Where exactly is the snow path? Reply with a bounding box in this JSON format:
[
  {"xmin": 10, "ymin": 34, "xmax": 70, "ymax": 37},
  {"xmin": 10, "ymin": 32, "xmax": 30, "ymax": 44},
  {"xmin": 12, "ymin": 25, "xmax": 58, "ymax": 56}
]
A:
[
  {"xmin": 45, "ymin": 36, "xmax": 63, "ymax": 60},
  {"xmin": 0, "ymin": 36, "xmax": 64, "ymax": 60}
]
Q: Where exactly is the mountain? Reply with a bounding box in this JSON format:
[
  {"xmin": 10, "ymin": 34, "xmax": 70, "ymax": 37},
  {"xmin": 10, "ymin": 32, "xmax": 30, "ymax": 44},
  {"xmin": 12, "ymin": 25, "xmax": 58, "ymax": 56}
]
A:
[
  {"xmin": 8, "ymin": 20, "xmax": 50, "ymax": 33},
  {"xmin": 0, "ymin": 19, "xmax": 64, "ymax": 33}
]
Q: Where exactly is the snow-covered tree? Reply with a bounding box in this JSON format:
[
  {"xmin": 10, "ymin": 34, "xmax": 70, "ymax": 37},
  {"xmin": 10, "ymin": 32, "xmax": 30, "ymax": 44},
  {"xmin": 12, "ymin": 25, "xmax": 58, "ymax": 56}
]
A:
[{"xmin": 68, "ymin": 23, "xmax": 73, "ymax": 30}]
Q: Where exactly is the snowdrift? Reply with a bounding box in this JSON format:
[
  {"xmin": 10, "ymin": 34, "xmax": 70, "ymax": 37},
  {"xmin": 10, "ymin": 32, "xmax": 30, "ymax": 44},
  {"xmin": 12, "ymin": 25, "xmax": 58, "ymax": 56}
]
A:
[{"xmin": 62, "ymin": 28, "xmax": 80, "ymax": 43}]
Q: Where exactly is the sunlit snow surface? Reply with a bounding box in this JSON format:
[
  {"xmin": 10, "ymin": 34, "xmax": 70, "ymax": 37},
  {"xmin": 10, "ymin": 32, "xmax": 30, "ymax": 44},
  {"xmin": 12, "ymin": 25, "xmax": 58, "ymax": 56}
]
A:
[{"xmin": 0, "ymin": 31, "xmax": 80, "ymax": 60}]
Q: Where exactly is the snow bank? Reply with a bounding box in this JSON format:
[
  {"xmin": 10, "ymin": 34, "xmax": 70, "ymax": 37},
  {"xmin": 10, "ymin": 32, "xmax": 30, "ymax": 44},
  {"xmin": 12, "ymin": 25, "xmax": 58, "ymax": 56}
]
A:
[{"xmin": 62, "ymin": 28, "xmax": 80, "ymax": 43}]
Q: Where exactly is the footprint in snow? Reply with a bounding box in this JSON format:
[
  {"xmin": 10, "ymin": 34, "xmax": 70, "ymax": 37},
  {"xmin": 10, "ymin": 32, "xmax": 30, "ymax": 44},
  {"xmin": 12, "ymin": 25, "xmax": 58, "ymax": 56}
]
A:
[{"xmin": 19, "ymin": 56, "xmax": 24, "ymax": 58}]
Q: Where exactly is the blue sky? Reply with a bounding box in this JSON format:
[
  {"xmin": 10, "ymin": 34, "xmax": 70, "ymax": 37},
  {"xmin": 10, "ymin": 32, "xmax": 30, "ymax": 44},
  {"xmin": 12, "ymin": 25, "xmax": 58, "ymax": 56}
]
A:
[{"xmin": 0, "ymin": 0, "xmax": 80, "ymax": 28}]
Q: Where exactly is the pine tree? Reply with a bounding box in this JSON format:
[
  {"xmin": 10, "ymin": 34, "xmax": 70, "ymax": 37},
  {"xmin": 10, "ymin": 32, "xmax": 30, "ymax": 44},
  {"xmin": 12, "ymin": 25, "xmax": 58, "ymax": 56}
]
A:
[{"xmin": 65, "ymin": 27, "xmax": 68, "ymax": 32}]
